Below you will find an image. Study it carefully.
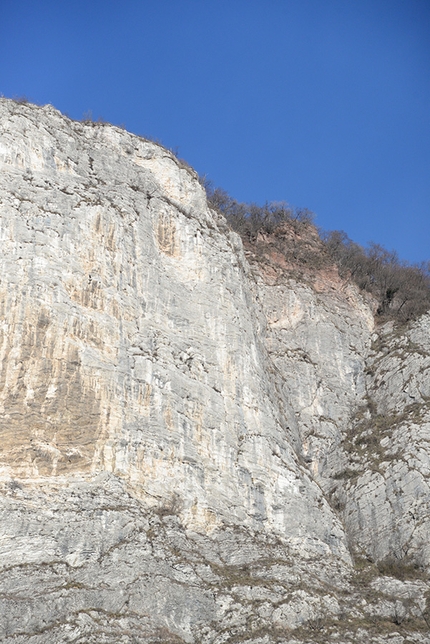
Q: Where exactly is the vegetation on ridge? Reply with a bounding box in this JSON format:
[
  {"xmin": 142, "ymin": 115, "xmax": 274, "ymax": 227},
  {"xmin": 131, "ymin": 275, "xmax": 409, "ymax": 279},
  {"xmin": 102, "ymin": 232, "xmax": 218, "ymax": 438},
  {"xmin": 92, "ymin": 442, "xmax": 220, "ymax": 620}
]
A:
[
  {"xmin": 4, "ymin": 98, "xmax": 429, "ymax": 325},
  {"xmin": 204, "ymin": 181, "xmax": 430, "ymax": 324}
]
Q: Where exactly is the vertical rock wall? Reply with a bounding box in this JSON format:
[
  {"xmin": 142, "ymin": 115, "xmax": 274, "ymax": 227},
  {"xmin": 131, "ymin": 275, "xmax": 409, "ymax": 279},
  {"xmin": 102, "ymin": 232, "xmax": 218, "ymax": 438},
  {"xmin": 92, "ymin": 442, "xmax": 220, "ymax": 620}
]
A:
[
  {"xmin": 251, "ymin": 257, "xmax": 430, "ymax": 571},
  {"xmin": 0, "ymin": 99, "xmax": 429, "ymax": 643},
  {"xmin": 0, "ymin": 99, "xmax": 347, "ymax": 553}
]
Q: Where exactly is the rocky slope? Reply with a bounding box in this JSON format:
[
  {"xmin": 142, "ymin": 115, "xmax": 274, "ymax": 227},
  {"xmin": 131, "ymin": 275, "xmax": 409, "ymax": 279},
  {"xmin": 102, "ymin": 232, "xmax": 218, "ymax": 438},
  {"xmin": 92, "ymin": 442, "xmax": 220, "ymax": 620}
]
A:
[{"xmin": 0, "ymin": 98, "xmax": 429, "ymax": 643}]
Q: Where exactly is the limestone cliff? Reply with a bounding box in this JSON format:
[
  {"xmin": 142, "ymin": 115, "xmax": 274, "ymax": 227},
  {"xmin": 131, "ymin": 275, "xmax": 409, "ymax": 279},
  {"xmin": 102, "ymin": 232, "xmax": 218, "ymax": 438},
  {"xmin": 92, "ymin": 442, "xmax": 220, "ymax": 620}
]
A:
[{"xmin": 0, "ymin": 99, "xmax": 429, "ymax": 643}]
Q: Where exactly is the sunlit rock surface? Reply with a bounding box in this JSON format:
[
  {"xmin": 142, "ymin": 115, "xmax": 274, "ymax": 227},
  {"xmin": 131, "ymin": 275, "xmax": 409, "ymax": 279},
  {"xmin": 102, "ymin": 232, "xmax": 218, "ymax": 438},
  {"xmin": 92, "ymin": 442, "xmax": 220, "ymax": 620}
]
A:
[
  {"xmin": 254, "ymin": 267, "xmax": 430, "ymax": 571},
  {"xmin": 0, "ymin": 99, "xmax": 429, "ymax": 643}
]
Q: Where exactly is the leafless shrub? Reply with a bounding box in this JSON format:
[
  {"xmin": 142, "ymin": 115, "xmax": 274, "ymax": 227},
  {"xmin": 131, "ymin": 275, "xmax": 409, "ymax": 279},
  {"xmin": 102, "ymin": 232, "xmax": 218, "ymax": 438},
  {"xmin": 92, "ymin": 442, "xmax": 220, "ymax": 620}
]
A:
[
  {"xmin": 308, "ymin": 616, "xmax": 325, "ymax": 631},
  {"xmin": 12, "ymin": 95, "xmax": 30, "ymax": 104},
  {"xmin": 377, "ymin": 555, "xmax": 424, "ymax": 581},
  {"xmin": 205, "ymin": 181, "xmax": 314, "ymax": 241},
  {"xmin": 154, "ymin": 493, "xmax": 183, "ymax": 518},
  {"xmin": 81, "ymin": 109, "xmax": 94, "ymax": 122},
  {"xmin": 324, "ymin": 231, "xmax": 430, "ymax": 323},
  {"xmin": 7, "ymin": 479, "xmax": 22, "ymax": 492},
  {"xmin": 204, "ymin": 180, "xmax": 430, "ymax": 325},
  {"xmin": 80, "ymin": 111, "xmax": 110, "ymax": 125}
]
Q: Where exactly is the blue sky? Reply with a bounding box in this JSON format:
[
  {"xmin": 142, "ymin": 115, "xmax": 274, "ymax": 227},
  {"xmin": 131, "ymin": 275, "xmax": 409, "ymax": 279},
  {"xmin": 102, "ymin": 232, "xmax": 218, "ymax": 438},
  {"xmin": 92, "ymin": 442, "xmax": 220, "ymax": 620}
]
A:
[{"xmin": 1, "ymin": 0, "xmax": 429, "ymax": 263}]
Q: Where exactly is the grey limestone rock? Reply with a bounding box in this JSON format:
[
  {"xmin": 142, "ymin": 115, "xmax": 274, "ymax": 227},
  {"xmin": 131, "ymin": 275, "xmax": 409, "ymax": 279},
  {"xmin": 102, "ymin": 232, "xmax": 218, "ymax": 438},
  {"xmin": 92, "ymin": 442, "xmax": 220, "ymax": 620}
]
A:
[{"xmin": 0, "ymin": 99, "xmax": 429, "ymax": 643}]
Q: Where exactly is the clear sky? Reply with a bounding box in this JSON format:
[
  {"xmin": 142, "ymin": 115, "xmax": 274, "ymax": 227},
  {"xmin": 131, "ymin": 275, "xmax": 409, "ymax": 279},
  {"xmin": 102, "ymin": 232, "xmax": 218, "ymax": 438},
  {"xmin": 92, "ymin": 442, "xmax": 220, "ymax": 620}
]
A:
[{"xmin": 1, "ymin": 0, "xmax": 429, "ymax": 263}]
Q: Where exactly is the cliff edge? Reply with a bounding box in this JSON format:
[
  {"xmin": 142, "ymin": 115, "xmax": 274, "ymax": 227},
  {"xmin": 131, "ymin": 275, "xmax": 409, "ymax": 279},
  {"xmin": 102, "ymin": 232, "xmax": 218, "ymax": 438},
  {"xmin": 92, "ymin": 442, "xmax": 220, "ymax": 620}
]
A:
[{"xmin": 0, "ymin": 99, "xmax": 429, "ymax": 643}]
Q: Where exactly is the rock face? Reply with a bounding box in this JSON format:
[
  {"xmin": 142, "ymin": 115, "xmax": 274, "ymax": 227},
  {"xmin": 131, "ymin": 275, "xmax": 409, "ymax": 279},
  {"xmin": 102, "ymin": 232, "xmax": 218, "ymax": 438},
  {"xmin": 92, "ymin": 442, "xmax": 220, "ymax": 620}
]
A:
[
  {"xmin": 341, "ymin": 314, "xmax": 430, "ymax": 567},
  {"xmin": 254, "ymin": 267, "xmax": 430, "ymax": 571},
  {"xmin": 0, "ymin": 99, "xmax": 429, "ymax": 643}
]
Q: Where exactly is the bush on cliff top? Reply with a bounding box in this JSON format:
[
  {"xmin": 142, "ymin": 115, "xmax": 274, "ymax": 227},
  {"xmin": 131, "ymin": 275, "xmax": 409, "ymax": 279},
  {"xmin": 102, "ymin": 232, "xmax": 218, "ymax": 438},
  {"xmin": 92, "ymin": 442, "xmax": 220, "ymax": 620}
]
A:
[
  {"xmin": 323, "ymin": 230, "xmax": 430, "ymax": 322},
  {"xmin": 204, "ymin": 181, "xmax": 430, "ymax": 325}
]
